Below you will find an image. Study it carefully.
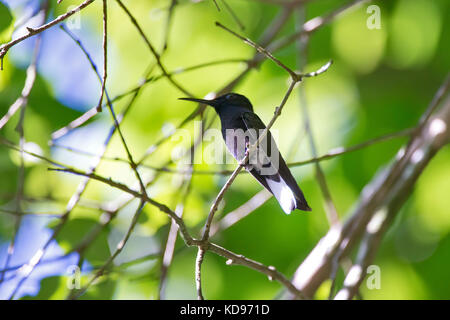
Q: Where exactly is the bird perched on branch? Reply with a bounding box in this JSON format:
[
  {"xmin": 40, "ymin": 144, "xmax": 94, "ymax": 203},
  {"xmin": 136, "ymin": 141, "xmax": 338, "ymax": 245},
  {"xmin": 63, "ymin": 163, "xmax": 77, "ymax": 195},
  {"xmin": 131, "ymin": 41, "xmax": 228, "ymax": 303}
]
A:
[{"xmin": 180, "ymin": 93, "xmax": 311, "ymax": 214}]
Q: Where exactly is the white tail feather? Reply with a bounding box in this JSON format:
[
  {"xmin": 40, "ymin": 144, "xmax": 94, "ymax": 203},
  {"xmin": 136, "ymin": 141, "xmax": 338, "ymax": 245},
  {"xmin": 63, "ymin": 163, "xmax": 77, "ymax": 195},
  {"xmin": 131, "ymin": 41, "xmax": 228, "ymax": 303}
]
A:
[{"xmin": 266, "ymin": 178, "xmax": 296, "ymax": 214}]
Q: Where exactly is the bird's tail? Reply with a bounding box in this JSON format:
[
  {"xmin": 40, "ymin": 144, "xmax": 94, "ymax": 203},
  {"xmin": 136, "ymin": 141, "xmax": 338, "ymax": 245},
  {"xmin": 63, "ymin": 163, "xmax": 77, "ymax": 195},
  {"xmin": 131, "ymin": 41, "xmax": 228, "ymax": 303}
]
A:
[
  {"xmin": 246, "ymin": 149, "xmax": 311, "ymax": 214},
  {"xmin": 265, "ymin": 174, "xmax": 311, "ymax": 214}
]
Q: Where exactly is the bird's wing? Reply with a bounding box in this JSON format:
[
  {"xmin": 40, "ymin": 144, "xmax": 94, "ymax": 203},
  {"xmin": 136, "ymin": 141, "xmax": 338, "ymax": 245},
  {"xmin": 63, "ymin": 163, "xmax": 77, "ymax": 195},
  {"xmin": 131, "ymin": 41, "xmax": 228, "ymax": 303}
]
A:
[
  {"xmin": 241, "ymin": 112, "xmax": 267, "ymax": 132},
  {"xmin": 239, "ymin": 112, "xmax": 276, "ymax": 195},
  {"xmin": 240, "ymin": 112, "xmax": 275, "ymax": 171},
  {"xmin": 240, "ymin": 111, "xmax": 269, "ymax": 153}
]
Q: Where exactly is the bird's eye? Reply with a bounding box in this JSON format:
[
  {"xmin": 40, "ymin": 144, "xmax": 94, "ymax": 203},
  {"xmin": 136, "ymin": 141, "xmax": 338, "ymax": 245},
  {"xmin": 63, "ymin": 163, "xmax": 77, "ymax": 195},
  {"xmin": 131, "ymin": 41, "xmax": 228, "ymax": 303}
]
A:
[{"xmin": 225, "ymin": 94, "xmax": 233, "ymax": 99}]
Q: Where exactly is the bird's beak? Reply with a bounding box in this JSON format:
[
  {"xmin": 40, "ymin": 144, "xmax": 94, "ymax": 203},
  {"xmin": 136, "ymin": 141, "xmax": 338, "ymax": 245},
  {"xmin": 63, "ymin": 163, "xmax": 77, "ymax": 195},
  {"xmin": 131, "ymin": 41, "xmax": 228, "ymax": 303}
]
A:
[{"xmin": 179, "ymin": 97, "xmax": 217, "ymax": 107}]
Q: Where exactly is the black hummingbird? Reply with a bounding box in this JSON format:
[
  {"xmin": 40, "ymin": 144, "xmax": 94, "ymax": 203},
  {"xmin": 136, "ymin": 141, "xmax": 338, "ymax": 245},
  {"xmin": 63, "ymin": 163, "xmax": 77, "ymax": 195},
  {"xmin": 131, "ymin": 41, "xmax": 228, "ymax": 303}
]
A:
[{"xmin": 179, "ymin": 93, "xmax": 311, "ymax": 214}]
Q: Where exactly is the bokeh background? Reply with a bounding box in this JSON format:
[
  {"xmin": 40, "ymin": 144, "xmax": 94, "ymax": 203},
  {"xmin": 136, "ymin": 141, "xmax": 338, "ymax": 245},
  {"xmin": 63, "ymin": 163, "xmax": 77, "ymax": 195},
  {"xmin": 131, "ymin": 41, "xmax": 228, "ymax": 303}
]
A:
[{"xmin": 0, "ymin": 0, "xmax": 449, "ymax": 299}]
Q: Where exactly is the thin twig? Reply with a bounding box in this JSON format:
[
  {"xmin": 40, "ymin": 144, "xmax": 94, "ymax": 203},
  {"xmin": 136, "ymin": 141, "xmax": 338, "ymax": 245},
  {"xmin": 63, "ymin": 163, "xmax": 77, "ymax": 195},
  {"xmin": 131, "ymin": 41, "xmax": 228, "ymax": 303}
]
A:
[
  {"xmin": 115, "ymin": 0, "xmax": 193, "ymax": 97},
  {"xmin": 202, "ymin": 161, "xmax": 246, "ymax": 242},
  {"xmin": 48, "ymin": 166, "xmax": 196, "ymax": 243},
  {"xmin": 96, "ymin": 0, "xmax": 108, "ymax": 112},
  {"xmin": 195, "ymin": 248, "xmax": 206, "ymax": 300},
  {"xmin": 194, "ymin": 154, "xmax": 247, "ymax": 298},
  {"xmin": 162, "ymin": 0, "xmax": 177, "ymax": 52},
  {"xmin": 0, "ymin": 0, "xmax": 96, "ymax": 67},
  {"xmin": 208, "ymin": 242, "xmax": 305, "ymax": 299},
  {"xmin": 216, "ymin": 22, "xmax": 299, "ymax": 80},
  {"xmin": 268, "ymin": 0, "xmax": 369, "ymax": 53},
  {"xmin": 212, "ymin": 0, "xmax": 221, "ymax": 11},
  {"xmin": 219, "ymin": 0, "xmax": 245, "ymax": 30}
]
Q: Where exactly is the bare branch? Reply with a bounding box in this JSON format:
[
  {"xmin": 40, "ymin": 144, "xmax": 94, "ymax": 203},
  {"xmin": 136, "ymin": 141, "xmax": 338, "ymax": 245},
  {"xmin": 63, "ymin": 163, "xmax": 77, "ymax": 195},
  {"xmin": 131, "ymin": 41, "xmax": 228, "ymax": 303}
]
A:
[
  {"xmin": 162, "ymin": 0, "xmax": 177, "ymax": 52},
  {"xmin": 195, "ymin": 248, "xmax": 206, "ymax": 300},
  {"xmin": 96, "ymin": 0, "xmax": 108, "ymax": 112},
  {"xmin": 208, "ymin": 242, "xmax": 305, "ymax": 299},
  {"xmin": 0, "ymin": 0, "xmax": 96, "ymax": 67},
  {"xmin": 49, "ymin": 166, "xmax": 196, "ymax": 243},
  {"xmin": 269, "ymin": 0, "xmax": 369, "ymax": 52},
  {"xmin": 216, "ymin": 21, "xmax": 299, "ymax": 80},
  {"xmin": 202, "ymin": 161, "xmax": 246, "ymax": 242},
  {"xmin": 115, "ymin": 0, "xmax": 194, "ymax": 97},
  {"xmin": 219, "ymin": 0, "xmax": 245, "ymax": 30}
]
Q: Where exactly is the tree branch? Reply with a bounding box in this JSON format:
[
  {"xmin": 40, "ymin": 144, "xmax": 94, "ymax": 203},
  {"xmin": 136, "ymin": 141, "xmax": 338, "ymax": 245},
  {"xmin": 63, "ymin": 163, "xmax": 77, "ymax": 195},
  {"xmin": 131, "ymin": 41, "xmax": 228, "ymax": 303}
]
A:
[{"xmin": 0, "ymin": 0, "xmax": 96, "ymax": 67}]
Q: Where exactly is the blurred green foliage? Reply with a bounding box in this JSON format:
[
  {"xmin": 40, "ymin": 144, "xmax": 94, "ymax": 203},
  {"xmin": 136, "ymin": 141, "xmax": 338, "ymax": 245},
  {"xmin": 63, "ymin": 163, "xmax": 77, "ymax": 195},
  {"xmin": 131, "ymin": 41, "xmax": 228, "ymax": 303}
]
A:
[{"xmin": 0, "ymin": 0, "xmax": 449, "ymax": 299}]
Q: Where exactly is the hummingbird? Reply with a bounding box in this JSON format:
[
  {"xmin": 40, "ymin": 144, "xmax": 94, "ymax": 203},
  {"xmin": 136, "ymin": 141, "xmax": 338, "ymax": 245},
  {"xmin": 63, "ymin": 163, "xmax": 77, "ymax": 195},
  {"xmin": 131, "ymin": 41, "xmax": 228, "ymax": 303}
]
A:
[{"xmin": 179, "ymin": 93, "xmax": 311, "ymax": 214}]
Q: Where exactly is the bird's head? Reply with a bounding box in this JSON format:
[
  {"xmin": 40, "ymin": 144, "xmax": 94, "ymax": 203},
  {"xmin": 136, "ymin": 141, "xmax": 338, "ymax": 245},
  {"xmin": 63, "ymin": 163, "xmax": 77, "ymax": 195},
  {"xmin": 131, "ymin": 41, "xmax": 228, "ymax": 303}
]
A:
[{"xmin": 179, "ymin": 93, "xmax": 253, "ymax": 112}]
